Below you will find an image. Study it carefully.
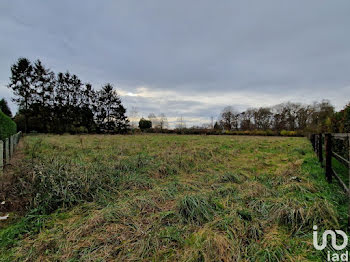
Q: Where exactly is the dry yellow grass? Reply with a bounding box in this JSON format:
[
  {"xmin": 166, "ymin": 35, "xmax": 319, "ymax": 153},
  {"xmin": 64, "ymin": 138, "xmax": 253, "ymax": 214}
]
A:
[{"xmin": 0, "ymin": 134, "xmax": 347, "ymax": 261}]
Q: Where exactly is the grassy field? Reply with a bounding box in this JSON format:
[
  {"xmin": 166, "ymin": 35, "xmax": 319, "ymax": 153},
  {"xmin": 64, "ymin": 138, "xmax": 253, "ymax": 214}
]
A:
[{"xmin": 0, "ymin": 134, "xmax": 348, "ymax": 261}]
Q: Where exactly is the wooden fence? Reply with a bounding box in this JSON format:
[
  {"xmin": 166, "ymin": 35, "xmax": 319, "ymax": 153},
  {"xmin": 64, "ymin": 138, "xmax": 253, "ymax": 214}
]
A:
[
  {"xmin": 0, "ymin": 131, "xmax": 22, "ymax": 174},
  {"xmin": 310, "ymin": 133, "xmax": 350, "ymax": 227}
]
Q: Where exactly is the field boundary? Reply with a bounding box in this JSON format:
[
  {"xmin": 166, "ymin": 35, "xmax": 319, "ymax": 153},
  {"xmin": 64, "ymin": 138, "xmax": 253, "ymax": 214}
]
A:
[
  {"xmin": 0, "ymin": 131, "xmax": 22, "ymax": 174},
  {"xmin": 310, "ymin": 133, "xmax": 350, "ymax": 227}
]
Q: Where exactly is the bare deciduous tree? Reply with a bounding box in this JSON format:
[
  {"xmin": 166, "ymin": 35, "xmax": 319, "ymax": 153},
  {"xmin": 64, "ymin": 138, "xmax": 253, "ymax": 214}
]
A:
[
  {"xmin": 158, "ymin": 113, "xmax": 168, "ymax": 130},
  {"xmin": 220, "ymin": 106, "xmax": 239, "ymax": 130},
  {"xmin": 148, "ymin": 113, "xmax": 159, "ymax": 128}
]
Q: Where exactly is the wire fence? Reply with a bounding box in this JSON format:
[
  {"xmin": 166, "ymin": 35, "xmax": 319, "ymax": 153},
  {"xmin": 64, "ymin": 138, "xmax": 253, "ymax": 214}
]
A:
[{"xmin": 0, "ymin": 131, "xmax": 22, "ymax": 174}]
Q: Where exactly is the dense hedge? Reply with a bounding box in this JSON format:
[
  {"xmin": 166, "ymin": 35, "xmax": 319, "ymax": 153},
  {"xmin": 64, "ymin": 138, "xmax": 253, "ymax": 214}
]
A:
[{"xmin": 0, "ymin": 109, "xmax": 17, "ymax": 141}]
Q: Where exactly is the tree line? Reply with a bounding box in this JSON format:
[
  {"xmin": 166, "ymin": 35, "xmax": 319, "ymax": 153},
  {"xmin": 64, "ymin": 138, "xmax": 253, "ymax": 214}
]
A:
[
  {"xmin": 331, "ymin": 102, "xmax": 350, "ymax": 133},
  {"xmin": 3, "ymin": 57, "xmax": 349, "ymax": 135},
  {"xmin": 134, "ymin": 100, "xmax": 341, "ymax": 135},
  {"xmin": 7, "ymin": 58, "xmax": 129, "ymax": 134},
  {"xmin": 129, "ymin": 100, "xmax": 348, "ymax": 135},
  {"xmin": 216, "ymin": 100, "xmax": 335, "ymax": 133}
]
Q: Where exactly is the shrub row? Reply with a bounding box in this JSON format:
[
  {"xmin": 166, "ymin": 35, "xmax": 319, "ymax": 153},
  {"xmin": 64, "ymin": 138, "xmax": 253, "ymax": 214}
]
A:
[
  {"xmin": 0, "ymin": 109, "xmax": 16, "ymax": 141},
  {"xmin": 134, "ymin": 128, "xmax": 303, "ymax": 137}
]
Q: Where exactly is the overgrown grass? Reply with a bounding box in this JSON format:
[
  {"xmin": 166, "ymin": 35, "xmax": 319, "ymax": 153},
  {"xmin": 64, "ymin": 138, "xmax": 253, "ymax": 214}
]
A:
[
  {"xmin": 0, "ymin": 134, "xmax": 347, "ymax": 261},
  {"xmin": 178, "ymin": 195, "xmax": 219, "ymax": 225}
]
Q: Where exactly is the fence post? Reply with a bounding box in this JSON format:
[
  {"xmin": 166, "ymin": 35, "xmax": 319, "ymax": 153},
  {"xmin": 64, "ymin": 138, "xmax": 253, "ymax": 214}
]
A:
[
  {"xmin": 325, "ymin": 133, "xmax": 332, "ymax": 183},
  {"xmin": 0, "ymin": 140, "xmax": 3, "ymax": 175},
  {"xmin": 315, "ymin": 135, "xmax": 318, "ymax": 154},
  {"xmin": 311, "ymin": 134, "xmax": 316, "ymax": 151},
  {"xmin": 4, "ymin": 138, "xmax": 9, "ymax": 164},
  {"xmin": 318, "ymin": 133, "xmax": 323, "ymax": 166}
]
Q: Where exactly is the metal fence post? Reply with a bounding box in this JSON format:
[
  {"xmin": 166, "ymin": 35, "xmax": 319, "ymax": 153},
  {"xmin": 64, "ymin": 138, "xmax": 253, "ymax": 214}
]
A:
[
  {"xmin": 318, "ymin": 133, "xmax": 323, "ymax": 166},
  {"xmin": 325, "ymin": 133, "xmax": 332, "ymax": 183},
  {"xmin": 4, "ymin": 138, "xmax": 9, "ymax": 164},
  {"xmin": 14, "ymin": 134, "xmax": 17, "ymax": 148}
]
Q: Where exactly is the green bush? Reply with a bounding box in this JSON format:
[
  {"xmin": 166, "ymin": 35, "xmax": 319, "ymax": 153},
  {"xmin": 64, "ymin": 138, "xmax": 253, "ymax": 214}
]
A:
[
  {"xmin": 0, "ymin": 109, "xmax": 16, "ymax": 141},
  {"xmin": 280, "ymin": 130, "xmax": 298, "ymax": 136},
  {"xmin": 139, "ymin": 118, "xmax": 152, "ymax": 131}
]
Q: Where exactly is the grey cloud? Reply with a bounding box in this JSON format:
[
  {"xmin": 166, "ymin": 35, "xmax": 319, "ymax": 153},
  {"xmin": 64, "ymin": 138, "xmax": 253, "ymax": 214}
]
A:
[{"xmin": 0, "ymin": 0, "xmax": 349, "ymax": 121}]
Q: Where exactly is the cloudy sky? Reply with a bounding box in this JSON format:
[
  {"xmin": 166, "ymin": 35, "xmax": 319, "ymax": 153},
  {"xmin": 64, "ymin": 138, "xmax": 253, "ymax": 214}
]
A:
[{"xmin": 0, "ymin": 0, "xmax": 349, "ymax": 127}]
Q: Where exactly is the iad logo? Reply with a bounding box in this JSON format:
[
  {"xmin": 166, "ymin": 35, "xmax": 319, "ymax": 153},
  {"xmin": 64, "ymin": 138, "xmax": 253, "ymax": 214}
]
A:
[{"xmin": 313, "ymin": 225, "xmax": 349, "ymax": 261}]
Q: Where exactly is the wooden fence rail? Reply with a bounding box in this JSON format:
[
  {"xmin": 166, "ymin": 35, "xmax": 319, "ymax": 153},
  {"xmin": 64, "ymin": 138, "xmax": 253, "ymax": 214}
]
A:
[
  {"xmin": 310, "ymin": 133, "xmax": 350, "ymax": 227},
  {"xmin": 0, "ymin": 131, "xmax": 22, "ymax": 175}
]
